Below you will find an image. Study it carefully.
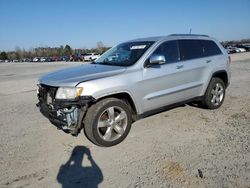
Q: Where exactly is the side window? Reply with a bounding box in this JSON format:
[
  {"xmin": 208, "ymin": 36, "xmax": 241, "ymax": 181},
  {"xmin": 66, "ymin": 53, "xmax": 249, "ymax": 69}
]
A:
[
  {"xmin": 152, "ymin": 40, "xmax": 180, "ymax": 63},
  {"xmin": 202, "ymin": 40, "xmax": 222, "ymax": 56},
  {"xmin": 179, "ymin": 39, "xmax": 203, "ymax": 60}
]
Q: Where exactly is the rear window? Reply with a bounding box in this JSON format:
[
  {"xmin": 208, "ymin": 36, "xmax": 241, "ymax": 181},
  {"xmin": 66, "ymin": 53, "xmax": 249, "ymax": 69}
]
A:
[
  {"xmin": 179, "ymin": 39, "xmax": 222, "ymax": 61},
  {"xmin": 179, "ymin": 40, "xmax": 204, "ymax": 60},
  {"xmin": 201, "ymin": 40, "xmax": 222, "ymax": 57}
]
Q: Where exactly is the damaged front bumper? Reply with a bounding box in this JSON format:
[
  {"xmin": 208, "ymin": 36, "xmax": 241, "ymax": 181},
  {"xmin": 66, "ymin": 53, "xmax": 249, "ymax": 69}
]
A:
[{"xmin": 36, "ymin": 84, "xmax": 94, "ymax": 135}]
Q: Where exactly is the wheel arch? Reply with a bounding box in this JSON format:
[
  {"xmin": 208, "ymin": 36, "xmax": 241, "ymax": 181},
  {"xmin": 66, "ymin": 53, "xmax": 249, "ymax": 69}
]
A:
[
  {"xmin": 211, "ymin": 70, "xmax": 229, "ymax": 88},
  {"xmin": 94, "ymin": 92, "xmax": 138, "ymax": 122}
]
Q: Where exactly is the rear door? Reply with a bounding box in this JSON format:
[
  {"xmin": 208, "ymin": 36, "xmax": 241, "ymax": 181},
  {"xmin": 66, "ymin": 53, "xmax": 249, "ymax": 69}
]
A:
[
  {"xmin": 199, "ymin": 39, "xmax": 225, "ymax": 92},
  {"xmin": 177, "ymin": 39, "xmax": 213, "ymax": 97}
]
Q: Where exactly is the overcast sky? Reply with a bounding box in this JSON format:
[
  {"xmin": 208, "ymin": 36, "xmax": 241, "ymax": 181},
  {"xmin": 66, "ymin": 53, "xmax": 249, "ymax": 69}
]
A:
[{"xmin": 0, "ymin": 0, "xmax": 250, "ymax": 51}]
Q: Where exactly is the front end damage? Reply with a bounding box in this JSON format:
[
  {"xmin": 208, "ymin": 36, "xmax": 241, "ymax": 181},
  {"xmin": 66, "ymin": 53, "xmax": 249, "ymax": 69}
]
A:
[{"xmin": 36, "ymin": 84, "xmax": 94, "ymax": 136}]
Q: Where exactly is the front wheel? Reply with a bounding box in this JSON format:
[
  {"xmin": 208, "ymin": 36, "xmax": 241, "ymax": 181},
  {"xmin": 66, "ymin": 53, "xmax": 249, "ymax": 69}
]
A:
[
  {"xmin": 202, "ymin": 77, "xmax": 226, "ymax": 109},
  {"xmin": 84, "ymin": 98, "xmax": 132, "ymax": 147}
]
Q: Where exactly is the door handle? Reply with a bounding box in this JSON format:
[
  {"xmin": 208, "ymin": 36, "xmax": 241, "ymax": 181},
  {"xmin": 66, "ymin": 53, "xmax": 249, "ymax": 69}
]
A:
[
  {"xmin": 206, "ymin": 59, "xmax": 212, "ymax": 63},
  {"xmin": 176, "ymin": 65, "xmax": 184, "ymax": 69}
]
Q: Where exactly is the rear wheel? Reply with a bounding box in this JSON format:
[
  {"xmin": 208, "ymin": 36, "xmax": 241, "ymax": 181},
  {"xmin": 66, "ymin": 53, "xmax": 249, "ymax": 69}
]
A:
[
  {"xmin": 202, "ymin": 77, "xmax": 225, "ymax": 109},
  {"xmin": 84, "ymin": 98, "xmax": 132, "ymax": 147}
]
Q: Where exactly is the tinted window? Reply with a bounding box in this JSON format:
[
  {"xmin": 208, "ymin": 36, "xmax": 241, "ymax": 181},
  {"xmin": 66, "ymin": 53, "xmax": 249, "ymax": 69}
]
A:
[
  {"xmin": 152, "ymin": 40, "xmax": 180, "ymax": 63},
  {"xmin": 179, "ymin": 39, "xmax": 203, "ymax": 60},
  {"xmin": 202, "ymin": 40, "xmax": 222, "ymax": 56}
]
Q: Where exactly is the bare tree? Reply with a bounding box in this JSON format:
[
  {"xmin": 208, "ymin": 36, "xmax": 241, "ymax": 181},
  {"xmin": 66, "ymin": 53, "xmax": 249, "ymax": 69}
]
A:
[
  {"xmin": 7, "ymin": 51, "xmax": 19, "ymax": 60},
  {"xmin": 15, "ymin": 46, "xmax": 22, "ymax": 59},
  {"xmin": 96, "ymin": 41, "xmax": 106, "ymax": 54}
]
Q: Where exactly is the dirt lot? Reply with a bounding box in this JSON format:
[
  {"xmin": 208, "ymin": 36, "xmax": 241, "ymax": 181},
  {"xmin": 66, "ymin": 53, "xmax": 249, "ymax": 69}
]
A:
[{"xmin": 0, "ymin": 53, "xmax": 250, "ymax": 188}]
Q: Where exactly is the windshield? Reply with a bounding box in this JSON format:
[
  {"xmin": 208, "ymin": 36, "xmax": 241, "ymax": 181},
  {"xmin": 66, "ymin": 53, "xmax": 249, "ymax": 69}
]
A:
[{"xmin": 95, "ymin": 41, "xmax": 154, "ymax": 66}]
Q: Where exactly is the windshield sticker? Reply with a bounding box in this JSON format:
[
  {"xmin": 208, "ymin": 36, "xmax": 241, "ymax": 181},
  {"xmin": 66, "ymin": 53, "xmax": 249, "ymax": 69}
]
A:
[{"xmin": 130, "ymin": 45, "xmax": 146, "ymax": 50}]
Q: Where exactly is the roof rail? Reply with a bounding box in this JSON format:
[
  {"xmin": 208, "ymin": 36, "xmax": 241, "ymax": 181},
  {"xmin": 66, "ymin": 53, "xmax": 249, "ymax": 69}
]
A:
[{"xmin": 168, "ymin": 34, "xmax": 209, "ymax": 37}]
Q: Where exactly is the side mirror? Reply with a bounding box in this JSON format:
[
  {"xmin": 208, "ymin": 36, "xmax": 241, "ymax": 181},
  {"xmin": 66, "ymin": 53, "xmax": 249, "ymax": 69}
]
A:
[{"xmin": 149, "ymin": 54, "xmax": 166, "ymax": 65}]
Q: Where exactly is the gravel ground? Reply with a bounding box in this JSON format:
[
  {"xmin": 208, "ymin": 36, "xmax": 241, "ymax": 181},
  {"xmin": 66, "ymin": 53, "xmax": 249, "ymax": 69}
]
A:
[{"xmin": 0, "ymin": 53, "xmax": 250, "ymax": 188}]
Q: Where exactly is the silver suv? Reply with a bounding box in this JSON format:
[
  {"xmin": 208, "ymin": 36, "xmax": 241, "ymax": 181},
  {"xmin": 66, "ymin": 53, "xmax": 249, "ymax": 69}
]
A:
[{"xmin": 37, "ymin": 34, "xmax": 231, "ymax": 147}]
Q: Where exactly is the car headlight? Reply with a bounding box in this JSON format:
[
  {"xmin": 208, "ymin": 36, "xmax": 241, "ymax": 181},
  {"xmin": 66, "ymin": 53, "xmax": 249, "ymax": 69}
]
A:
[{"xmin": 55, "ymin": 87, "xmax": 83, "ymax": 99}]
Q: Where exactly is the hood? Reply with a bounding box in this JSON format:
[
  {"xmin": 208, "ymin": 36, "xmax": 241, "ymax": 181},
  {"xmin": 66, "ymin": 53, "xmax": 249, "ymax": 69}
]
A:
[{"xmin": 38, "ymin": 63, "xmax": 126, "ymax": 87}]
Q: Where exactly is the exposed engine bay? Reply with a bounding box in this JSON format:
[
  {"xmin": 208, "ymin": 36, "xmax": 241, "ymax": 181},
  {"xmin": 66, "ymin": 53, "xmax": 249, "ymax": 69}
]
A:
[{"xmin": 36, "ymin": 84, "xmax": 93, "ymax": 135}]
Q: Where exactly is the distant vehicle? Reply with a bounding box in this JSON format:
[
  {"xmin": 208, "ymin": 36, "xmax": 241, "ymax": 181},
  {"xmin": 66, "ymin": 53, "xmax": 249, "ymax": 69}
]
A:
[
  {"xmin": 33, "ymin": 57, "xmax": 40, "ymax": 62},
  {"xmin": 226, "ymin": 47, "xmax": 236, "ymax": 54},
  {"xmin": 226, "ymin": 47, "xmax": 245, "ymax": 53},
  {"xmin": 236, "ymin": 47, "xmax": 246, "ymax": 53},
  {"xmin": 47, "ymin": 57, "xmax": 52, "ymax": 62},
  {"xmin": 236, "ymin": 44, "xmax": 250, "ymax": 51},
  {"xmin": 83, "ymin": 53, "xmax": 100, "ymax": 61},
  {"xmin": 40, "ymin": 57, "xmax": 47, "ymax": 62},
  {"xmin": 70, "ymin": 54, "xmax": 83, "ymax": 62},
  {"xmin": 21, "ymin": 58, "xmax": 31, "ymax": 62},
  {"xmin": 39, "ymin": 57, "xmax": 51, "ymax": 62},
  {"xmin": 61, "ymin": 56, "xmax": 70, "ymax": 62},
  {"xmin": 245, "ymin": 45, "xmax": 250, "ymax": 51},
  {"xmin": 51, "ymin": 56, "xmax": 61, "ymax": 62}
]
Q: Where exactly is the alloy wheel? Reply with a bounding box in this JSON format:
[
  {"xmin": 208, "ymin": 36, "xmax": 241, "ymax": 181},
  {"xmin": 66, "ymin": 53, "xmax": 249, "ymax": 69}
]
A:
[
  {"xmin": 211, "ymin": 83, "xmax": 224, "ymax": 106},
  {"xmin": 97, "ymin": 106, "xmax": 128, "ymax": 142}
]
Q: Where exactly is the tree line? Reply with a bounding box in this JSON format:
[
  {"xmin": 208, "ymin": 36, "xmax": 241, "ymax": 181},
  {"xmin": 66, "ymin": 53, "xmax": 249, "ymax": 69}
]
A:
[
  {"xmin": 0, "ymin": 41, "xmax": 109, "ymax": 61},
  {"xmin": 221, "ymin": 38, "xmax": 250, "ymax": 47},
  {"xmin": 1, "ymin": 39, "xmax": 250, "ymax": 61}
]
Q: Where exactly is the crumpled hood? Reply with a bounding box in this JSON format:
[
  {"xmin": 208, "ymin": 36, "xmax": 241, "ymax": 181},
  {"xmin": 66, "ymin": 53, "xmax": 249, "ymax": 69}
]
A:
[{"xmin": 39, "ymin": 63, "xmax": 126, "ymax": 87}]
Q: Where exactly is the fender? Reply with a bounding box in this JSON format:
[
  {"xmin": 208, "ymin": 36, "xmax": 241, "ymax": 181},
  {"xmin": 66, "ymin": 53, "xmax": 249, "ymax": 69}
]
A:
[
  {"xmin": 94, "ymin": 90, "xmax": 140, "ymax": 114},
  {"xmin": 202, "ymin": 70, "xmax": 229, "ymax": 95}
]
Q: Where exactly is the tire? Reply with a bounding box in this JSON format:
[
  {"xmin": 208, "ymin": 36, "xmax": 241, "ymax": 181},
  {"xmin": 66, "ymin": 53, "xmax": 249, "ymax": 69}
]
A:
[
  {"xmin": 202, "ymin": 77, "xmax": 226, "ymax": 109},
  {"xmin": 84, "ymin": 98, "xmax": 132, "ymax": 147}
]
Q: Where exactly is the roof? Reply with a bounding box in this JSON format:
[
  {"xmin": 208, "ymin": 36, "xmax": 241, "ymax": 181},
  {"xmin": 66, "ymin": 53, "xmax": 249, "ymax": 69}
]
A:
[
  {"xmin": 128, "ymin": 36, "xmax": 165, "ymax": 42},
  {"xmin": 128, "ymin": 34, "xmax": 210, "ymax": 43}
]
